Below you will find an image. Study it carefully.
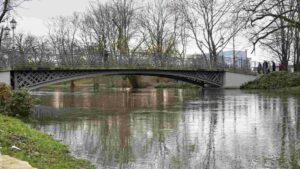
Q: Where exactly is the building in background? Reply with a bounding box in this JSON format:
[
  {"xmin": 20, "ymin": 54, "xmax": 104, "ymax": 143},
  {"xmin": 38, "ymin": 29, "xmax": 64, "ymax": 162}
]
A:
[
  {"xmin": 186, "ymin": 50, "xmax": 251, "ymax": 70},
  {"xmin": 223, "ymin": 50, "xmax": 250, "ymax": 69}
]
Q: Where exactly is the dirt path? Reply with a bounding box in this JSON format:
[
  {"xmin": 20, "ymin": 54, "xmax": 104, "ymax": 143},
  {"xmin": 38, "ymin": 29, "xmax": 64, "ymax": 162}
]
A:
[{"xmin": 0, "ymin": 155, "xmax": 37, "ymax": 169}]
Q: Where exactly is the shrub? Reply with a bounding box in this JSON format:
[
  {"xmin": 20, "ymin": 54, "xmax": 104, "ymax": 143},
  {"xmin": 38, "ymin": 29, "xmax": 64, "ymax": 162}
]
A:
[
  {"xmin": 0, "ymin": 83, "xmax": 35, "ymax": 118},
  {"xmin": 9, "ymin": 89, "xmax": 35, "ymax": 117},
  {"xmin": 241, "ymin": 72, "xmax": 300, "ymax": 89},
  {"xmin": 0, "ymin": 83, "xmax": 12, "ymax": 115}
]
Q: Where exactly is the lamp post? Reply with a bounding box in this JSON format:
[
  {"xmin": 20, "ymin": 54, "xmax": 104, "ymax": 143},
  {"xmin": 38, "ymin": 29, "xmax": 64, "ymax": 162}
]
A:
[
  {"xmin": 10, "ymin": 18, "xmax": 17, "ymax": 50},
  {"xmin": 10, "ymin": 18, "xmax": 17, "ymax": 68},
  {"xmin": 220, "ymin": 36, "xmax": 224, "ymax": 69}
]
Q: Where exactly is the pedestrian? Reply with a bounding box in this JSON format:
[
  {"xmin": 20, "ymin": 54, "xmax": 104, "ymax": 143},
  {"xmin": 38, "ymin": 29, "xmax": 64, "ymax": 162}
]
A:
[
  {"xmin": 263, "ymin": 61, "xmax": 269, "ymax": 74},
  {"xmin": 272, "ymin": 61, "xmax": 276, "ymax": 71},
  {"xmin": 279, "ymin": 63, "xmax": 286, "ymax": 71},
  {"xmin": 257, "ymin": 62, "xmax": 262, "ymax": 74},
  {"xmin": 103, "ymin": 49, "xmax": 109, "ymax": 65}
]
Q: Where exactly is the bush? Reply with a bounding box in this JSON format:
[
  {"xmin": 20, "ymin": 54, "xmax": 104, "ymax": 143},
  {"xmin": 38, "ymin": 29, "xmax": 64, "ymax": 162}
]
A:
[
  {"xmin": 0, "ymin": 83, "xmax": 12, "ymax": 115},
  {"xmin": 0, "ymin": 84, "xmax": 35, "ymax": 118},
  {"xmin": 9, "ymin": 89, "xmax": 35, "ymax": 117},
  {"xmin": 241, "ymin": 71, "xmax": 300, "ymax": 89}
]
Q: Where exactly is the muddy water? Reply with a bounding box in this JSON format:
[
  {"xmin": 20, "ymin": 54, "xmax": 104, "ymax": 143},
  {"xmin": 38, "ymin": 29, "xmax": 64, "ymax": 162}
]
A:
[{"xmin": 31, "ymin": 87, "xmax": 300, "ymax": 169}]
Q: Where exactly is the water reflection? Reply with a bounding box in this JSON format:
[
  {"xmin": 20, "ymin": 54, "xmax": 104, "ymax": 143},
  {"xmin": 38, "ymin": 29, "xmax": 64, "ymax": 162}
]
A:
[{"xmin": 31, "ymin": 88, "xmax": 300, "ymax": 169}]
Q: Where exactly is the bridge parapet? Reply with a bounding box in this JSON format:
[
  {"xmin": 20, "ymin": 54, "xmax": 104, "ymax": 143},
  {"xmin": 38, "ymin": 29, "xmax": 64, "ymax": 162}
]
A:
[{"xmin": 0, "ymin": 50, "xmax": 252, "ymax": 73}]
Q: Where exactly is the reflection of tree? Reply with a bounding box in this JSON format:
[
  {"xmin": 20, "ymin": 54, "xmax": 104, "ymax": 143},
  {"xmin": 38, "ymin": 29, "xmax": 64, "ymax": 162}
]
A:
[
  {"xmin": 33, "ymin": 88, "xmax": 194, "ymax": 168},
  {"xmin": 278, "ymin": 97, "xmax": 300, "ymax": 169},
  {"xmin": 99, "ymin": 115, "xmax": 134, "ymax": 166},
  {"xmin": 34, "ymin": 88, "xmax": 300, "ymax": 169},
  {"xmin": 203, "ymin": 112, "xmax": 217, "ymax": 169},
  {"xmin": 201, "ymin": 91, "xmax": 220, "ymax": 169}
]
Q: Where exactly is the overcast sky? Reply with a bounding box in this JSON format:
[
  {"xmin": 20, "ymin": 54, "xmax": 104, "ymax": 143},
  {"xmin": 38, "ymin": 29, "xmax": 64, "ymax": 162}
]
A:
[
  {"xmin": 12, "ymin": 0, "xmax": 269, "ymax": 62},
  {"xmin": 16, "ymin": 0, "xmax": 95, "ymax": 36}
]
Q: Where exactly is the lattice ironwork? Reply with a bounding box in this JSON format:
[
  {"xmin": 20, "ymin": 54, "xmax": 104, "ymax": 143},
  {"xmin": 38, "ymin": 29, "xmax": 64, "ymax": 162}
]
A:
[{"xmin": 11, "ymin": 69, "xmax": 224, "ymax": 89}]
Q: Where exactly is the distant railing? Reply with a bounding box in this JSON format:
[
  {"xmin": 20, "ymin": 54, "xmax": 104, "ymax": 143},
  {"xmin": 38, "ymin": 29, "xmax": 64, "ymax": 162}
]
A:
[{"xmin": 0, "ymin": 49, "xmax": 252, "ymax": 73}]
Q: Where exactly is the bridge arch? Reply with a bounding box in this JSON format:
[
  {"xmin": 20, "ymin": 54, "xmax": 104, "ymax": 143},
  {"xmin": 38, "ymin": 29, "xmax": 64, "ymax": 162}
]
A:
[{"xmin": 11, "ymin": 69, "xmax": 225, "ymax": 90}]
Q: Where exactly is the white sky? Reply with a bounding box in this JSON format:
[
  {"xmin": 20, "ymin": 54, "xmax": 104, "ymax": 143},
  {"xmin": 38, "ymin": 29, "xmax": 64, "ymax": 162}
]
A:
[
  {"xmin": 16, "ymin": 0, "xmax": 96, "ymax": 36},
  {"xmin": 11, "ymin": 0, "xmax": 269, "ymax": 63}
]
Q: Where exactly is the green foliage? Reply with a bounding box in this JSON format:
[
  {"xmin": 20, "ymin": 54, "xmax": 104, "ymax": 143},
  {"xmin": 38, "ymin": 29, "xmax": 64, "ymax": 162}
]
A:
[
  {"xmin": 0, "ymin": 83, "xmax": 12, "ymax": 115},
  {"xmin": 241, "ymin": 72, "xmax": 300, "ymax": 89},
  {"xmin": 9, "ymin": 90, "xmax": 35, "ymax": 117},
  {"xmin": 0, "ymin": 84, "xmax": 35, "ymax": 118},
  {"xmin": 294, "ymin": 63, "xmax": 300, "ymax": 72},
  {"xmin": 0, "ymin": 114, "xmax": 95, "ymax": 169}
]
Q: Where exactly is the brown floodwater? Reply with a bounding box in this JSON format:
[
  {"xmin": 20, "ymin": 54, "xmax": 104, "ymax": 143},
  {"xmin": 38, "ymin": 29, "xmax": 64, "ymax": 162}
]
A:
[{"xmin": 31, "ymin": 87, "xmax": 300, "ymax": 169}]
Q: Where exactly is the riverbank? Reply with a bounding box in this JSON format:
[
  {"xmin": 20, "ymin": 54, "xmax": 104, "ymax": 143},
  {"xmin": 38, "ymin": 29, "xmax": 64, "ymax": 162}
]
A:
[
  {"xmin": 241, "ymin": 71, "xmax": 300, "ymax": 94},
  {"xmin": 0, "ymin": 114, "xmax": 95, "ymax": 169}
]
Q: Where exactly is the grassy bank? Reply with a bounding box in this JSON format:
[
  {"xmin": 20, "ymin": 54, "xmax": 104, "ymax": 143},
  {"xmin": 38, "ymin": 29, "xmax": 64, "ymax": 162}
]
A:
[
  {"xmin": 241, "ymin": 72, "xmax": 300, "ymax": 94},
  {"xmin": 0, "ymin": 114, "xmax": 95, "ymax": 169}
]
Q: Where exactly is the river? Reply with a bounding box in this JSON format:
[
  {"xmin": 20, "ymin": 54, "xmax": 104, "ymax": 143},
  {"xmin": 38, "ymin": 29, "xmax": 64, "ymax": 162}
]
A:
[{"xmin": 31, "ymin": 86, "xmax": 300, "ymax": 169}]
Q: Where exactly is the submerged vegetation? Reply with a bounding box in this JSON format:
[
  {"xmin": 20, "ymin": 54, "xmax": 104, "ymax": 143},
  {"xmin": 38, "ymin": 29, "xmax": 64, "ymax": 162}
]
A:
[{"xmin": 241, "ymin": 72, "xmax": 300, "ymax": 91}]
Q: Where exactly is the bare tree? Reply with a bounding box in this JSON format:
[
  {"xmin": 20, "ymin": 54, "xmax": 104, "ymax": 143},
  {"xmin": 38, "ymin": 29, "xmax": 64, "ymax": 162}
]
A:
[
  {"xmin": 174, "ymin": 14, "xmax": 189, "ymax": 67},
  {"xmin": 47, "ymin": 13, "xmax": 81, "ymax": 66},
  {"xmin": 178, "ymin": 0, "xmax": 246, "ymax": 68},
  {"xmin": 247, "ymin": 0, "xmax": 298, "ymax": 45},
  {"xmin": 14, "ymin": 33, "xmax": 53, "ymax": 66},
  {"xmin": 246, "ymin": 0, "xmax": 300, "ymax": 69},
  {"xmin": 110, "ymin": 0, "xmax": 137, "ymax": 55},
  {"xmin": 0, "ymin": 0, "xmax": 29, "ymax": 22},
  {"xmin": 0, "ymin": 0, "xmax": 30, "ymax": 50},
  {"xmin": 80, "ymin": 1, "xmax": 118, "ymax": 64},
  {"xmin": 138, "ymin": 0, "xmax": 179, "ymax": 65},
  {"xmin": 248, "ymin": 0, "xmax": 300, "ymax": 32},
  {"xmin": 255, "ymin": 0, "xmax": 296, "ymax": 69}
]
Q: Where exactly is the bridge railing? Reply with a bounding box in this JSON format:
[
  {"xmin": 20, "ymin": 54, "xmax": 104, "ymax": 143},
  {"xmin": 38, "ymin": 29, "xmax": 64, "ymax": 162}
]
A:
[{"xmin": 0, "ymin": 50, "xmax": 252, "ymax": 73}]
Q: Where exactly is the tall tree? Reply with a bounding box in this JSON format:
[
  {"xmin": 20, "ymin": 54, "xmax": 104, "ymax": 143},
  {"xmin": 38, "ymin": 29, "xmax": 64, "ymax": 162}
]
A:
[
  {"xmin": 178, "ymin": 0, "xmax": 246, "ymax": 68},
  {"xmin": 48, "ymin": 13, "xmax": 81, "ymax": 66},
  {"xmin": 0, "ymin": 0, "xmax": 30, "ymax": 51},
  {"xmin": 256, "ymin": 0, "xmax": 296, "ymax": 70},
  {"xmin": 138, "ymin": 0, "xmax": 179, "ymax": 65},
  {"xmin": 111, "ymin": 0, "xmax": 137, "ymax": 55},
  {"xmin": 82, "ymin": 2, "xmax": 116, "ymax": 54},
  {"xmin": 247, "ymin": 0, "xmax": 300, "ymax": 69}
]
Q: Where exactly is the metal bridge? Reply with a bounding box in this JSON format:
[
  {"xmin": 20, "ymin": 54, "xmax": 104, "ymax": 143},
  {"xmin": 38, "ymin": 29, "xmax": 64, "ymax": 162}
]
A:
[
  {"xmin": 10, "ymin": 69, "xmax": 224, "ymax": 90},
  {"xmin": 0, "ymin": 50, "xmax": 257, "ymax": 89}
]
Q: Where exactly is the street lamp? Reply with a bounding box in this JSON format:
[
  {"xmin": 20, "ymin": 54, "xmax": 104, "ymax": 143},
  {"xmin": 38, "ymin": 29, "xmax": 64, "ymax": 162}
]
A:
[
  {"xmin": 10, "ymin": 18, "xmax": 17, "ymax": 50},
  {"xmin": 3, "ymin": 26, "xmax": 10, "ymax": 37},
  {"xmin": 220, "ymin": 36, "xmax": 224, "ymax": 69}
]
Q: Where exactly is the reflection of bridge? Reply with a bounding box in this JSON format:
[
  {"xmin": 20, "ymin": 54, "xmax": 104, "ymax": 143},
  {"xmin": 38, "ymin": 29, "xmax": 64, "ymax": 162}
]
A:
[{"xmin": 0, "ymin": 69, "xmax": 257, "ymax": 90}]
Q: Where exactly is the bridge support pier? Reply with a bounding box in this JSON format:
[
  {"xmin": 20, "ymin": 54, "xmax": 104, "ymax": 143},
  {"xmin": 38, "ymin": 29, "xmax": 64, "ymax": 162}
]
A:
[{"xmin": 223, "ymin": 72, "xmax": 257, "ymax": 88}]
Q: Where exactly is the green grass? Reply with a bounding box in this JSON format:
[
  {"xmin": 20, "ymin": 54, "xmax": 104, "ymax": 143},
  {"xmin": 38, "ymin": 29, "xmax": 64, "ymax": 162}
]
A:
[
  {"xmin": 241, "ymin": 71, "xmax": 300, "ymax": 89},
  {"xmin": 276, "ymin": 86, "xmax": 300, "ymax": 94},
  {"xmin": 0, "ymin": 114, "xmax": 95, "ymax": 169}
]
